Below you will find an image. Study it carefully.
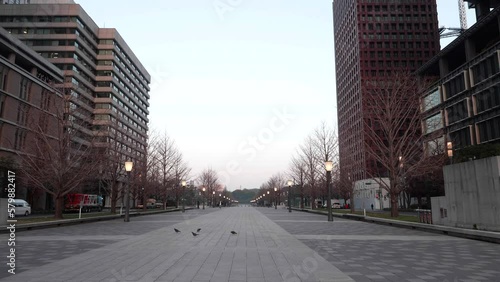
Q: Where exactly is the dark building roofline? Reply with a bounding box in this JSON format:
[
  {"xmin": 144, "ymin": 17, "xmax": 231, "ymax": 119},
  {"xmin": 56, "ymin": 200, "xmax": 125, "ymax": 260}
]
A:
[
  {"xmin": 0, "ymin": 26, "xmax": 63, "ymax": 82},
  {"xmin": 417, "ymin": 5, "xmax": 500, "ymax": 75}
]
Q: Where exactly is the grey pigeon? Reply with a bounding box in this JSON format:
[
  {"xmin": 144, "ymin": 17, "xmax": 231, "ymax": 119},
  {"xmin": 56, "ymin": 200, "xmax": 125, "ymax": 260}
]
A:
[
  {"xmin": 192, "ymin": 232, "xmax": 199, "ymax": 236},
  {"xmin": 197, "ymin": 228, "xmax": 201, "ymax": 232},
  {"xmin": 174, "ymin": 228, "xmax": 181, "ymax": 233},
  {"xmin": 230, "ymin": 231, "xmax": 237, "ymax": 235}
]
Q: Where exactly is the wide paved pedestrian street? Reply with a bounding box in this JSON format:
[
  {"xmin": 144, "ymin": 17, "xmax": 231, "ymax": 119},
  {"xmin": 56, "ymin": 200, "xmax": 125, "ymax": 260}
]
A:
[{"xmin": 1, "ymin": 207, "xmax": 500, "ymax": 281}]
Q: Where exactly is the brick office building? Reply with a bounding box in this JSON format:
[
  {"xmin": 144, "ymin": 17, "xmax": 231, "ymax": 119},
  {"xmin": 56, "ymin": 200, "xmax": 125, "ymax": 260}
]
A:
[
  {"xmin": 0, "ymin": 27, "xmax": 63, "ymax": 206},
  {"xmin": 333, "ymin": 0, "xmax": 441, "ymax": 180}
]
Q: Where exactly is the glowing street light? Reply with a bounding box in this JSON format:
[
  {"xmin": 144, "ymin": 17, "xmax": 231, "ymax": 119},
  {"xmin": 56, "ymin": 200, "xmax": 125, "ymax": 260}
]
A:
[
  {"xmin": 325, "ymin": 161, "xmax": 333, "ymax": 222},
  {"xmin": 124, "ymin": 161, "xmax": 133, "ymax": 222}
]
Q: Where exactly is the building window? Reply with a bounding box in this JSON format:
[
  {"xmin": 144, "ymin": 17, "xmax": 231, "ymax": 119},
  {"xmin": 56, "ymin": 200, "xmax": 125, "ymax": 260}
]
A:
[
  {"xmin": 478, "ymin": 116, "xmax": 500, "ymax": 143},
  {"xmin": 16, "ymin": 104, "xmax": 29, "ymax": 126},
  {"xmin": 19, "ymin": 78, "xmax": 30, "ymax": 101},
  {"xmin": 424, "ymin": 113, "xmax": 443, "ymax": 134},
  {"xmin": 0, "ymin": 93, "xmax": 5, "ymax": 118},
  {"xmin": 475, "ymin": 84, "xmax": 500, "ymax": 113},
  {"xmin": 444, "ymin": 74, "xmax": 466, "ymax": 99},
  {"xmin": 422, "ymin": 88, "xmax": 441, "ymax": 111},
  {"xmin": 425, "ymin": 137, "xmax": 445, "ymax": 156},
  {"xmin": 471, "ymin": 55, "xmax": 499, "ymax": 85},
  {"xmin": 450, "ymin": 127, "xmax": 472, "ymax": 148},
  {"xmin": 446, "ymin": 99, "xmax": 469, "ymax": 124},
  {"xmin": 0, "ymin": 65, "xmax": 7, "ymax": 91},
  {"xmin": 14, "ymin": 128, "xmax": 27, "ymax": 151}
]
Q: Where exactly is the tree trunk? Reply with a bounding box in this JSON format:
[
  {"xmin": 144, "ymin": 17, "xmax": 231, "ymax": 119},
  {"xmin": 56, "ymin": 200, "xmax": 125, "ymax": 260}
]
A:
[
  {"xmin": 406, "ymin": 192, "xmax": 411, "ymax": 209},
  {"xmin": 110, "ymin": 182, "xmax": 118, "ymax": 214},
  {"xmin": 54, "ymin": 194, "xmax": 64, "ymax": 219},
  {"xmin": 390, "ymin": 192, "xmax": 399, "ymax": 217}
]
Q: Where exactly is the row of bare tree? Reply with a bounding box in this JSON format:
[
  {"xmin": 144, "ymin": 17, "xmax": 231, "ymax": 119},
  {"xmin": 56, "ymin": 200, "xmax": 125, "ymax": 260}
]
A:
[
  {"xmin": 258, "ymin": 71, "xmax": 447, "ymax": 217},
  {"xmin": 13, "ymin": 89, "xmax": 193, "ymax": 218},
  {"xmin": 256, "ymin": 122, "xmax": 341, "ymax": 209}
]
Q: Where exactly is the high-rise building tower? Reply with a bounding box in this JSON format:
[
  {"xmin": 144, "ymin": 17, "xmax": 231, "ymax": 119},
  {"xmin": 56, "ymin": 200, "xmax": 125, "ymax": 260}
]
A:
[
  {"xmin": 333, "ymin": 0, "xmax": 440, "ymax": 181},
  {"xmin": 0, "ymin": 3, "xmax": 150, "ymax": 193}
]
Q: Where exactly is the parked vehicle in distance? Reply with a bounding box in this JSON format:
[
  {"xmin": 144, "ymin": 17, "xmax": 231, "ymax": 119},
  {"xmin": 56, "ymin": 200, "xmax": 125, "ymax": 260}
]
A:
[
  {"xmin": 137, "ymin": 198, "xmax": 157, "ymax": 209},
  {"xmin": 65, "ymin": 193, "xmax": 103, "ymax": 212},
  {"xmin": 322, "ymin": 200, "xmax": 342, "ymax": 209},
  {"xmin": 13, "ymin": 199, "xmax": 31, "ymax": 216}
]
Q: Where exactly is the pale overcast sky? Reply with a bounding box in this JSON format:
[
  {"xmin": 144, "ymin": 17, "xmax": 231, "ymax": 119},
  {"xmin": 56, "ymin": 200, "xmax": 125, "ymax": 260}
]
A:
[{"xmin": 75, "ymin": 0, "xmax": 476, "ymax": 190}]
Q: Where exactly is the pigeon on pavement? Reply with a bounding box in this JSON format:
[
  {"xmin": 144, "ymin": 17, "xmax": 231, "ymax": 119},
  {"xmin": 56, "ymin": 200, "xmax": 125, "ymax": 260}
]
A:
[
  {"xmin": 174, "ymin": 228, "xmax": 181, "ymax": 233},
  {"xmin": 230, "ymin": 231, "xmax": 237, "ymax": 235},
  {"xmin": 192, "ymin": 232, "xmax": 199, "ymax": 236},
  {"xmin": 197, "ymin": 228, "xmax": 201, "ymax": 232}
]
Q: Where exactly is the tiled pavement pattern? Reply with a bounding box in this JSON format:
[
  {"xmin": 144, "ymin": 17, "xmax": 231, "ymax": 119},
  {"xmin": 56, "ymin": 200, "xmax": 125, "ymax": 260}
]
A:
[
  {"xmin": 0, "ymin": 209, "xmax": 218, "ymax": 280},
  {"xmin": 258, "ymin": 207, "xmax": 500, "ymax": 282},
  {"xmin": 0, "ymin": 207, "xmax": 353, "ymax": 282}
]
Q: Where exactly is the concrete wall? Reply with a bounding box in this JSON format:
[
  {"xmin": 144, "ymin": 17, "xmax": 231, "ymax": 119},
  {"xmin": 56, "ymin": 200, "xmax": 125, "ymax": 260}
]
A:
[{"xmin": 432, "ymin": 156, "xmax": 500, "ymax": 231}]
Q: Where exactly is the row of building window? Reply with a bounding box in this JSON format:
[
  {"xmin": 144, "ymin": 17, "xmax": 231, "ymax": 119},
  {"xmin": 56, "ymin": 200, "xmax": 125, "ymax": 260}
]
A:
[
  {"xmin": 423, "ymin": 84, "xmax": 500, "ymax": 135},
  {"xmin": 361, "ymin": 14, "xmax": 435, "ymax": 22},
  {"xmin": 39, "ymin": 48, "xmax": 148, "ymax": 107},
  {"xmin": 96, "ymin": 70, "xmax": 148, "ymax": 110},
  {"xmin": 366, "ymin": 50, "xmax": 431, "ymax": 59},
  {"xmin": 6, "ymin": 29, "xmax": 148, "ymax": 90},
  {"xmin": 444, "ymin": 54, "xmax": 499, "ymax": 99},
  {"xmin": 99, "ymin": 40, "xmax": 149, "ymax": 87},
  {"xmin": 94, "ymin": 85, "xmax": 147, "ymax": 131},
  {"xmin": 367, "ymin": 39, "xmax": 434, "ymax": 50},
  {"xmin": 361, "ymin": 4, "xmax": 434, "ymax": 13},
  {"xmin": 362, "ymin": 32, "xmax": 434, "ymax": 40},
  {"xmin": 93, "ymin": 114, "xmax": 146, "ymax": 143},
  {"xmin": 364, "ymin": 22, "xmax": 434, "ymax": 31}
]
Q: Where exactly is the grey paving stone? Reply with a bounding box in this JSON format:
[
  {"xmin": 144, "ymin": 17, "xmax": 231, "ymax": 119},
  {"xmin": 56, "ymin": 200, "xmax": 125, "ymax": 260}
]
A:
[
  {"xmin": 0, "ymin": 207, "xmax": 353, "ymax": 282},
  {"xmin": 258, "ymin": 207, "xmax": 500, "ymax": 282}
]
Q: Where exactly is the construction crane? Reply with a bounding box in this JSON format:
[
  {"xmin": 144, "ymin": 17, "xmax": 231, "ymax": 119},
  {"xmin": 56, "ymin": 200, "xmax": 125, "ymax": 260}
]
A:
[{"xmin": 439, "ymin": 0, "xmax": 468, "ymax": 39}]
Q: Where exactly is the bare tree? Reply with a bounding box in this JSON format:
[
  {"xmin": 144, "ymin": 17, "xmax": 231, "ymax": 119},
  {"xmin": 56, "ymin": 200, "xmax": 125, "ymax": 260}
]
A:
[
  {"xmin": 132, "ymin": 131, "xmax": 160, "ymax": 210},
  {"xmin": 266, "ymin": 172, "xmax": 286, "ymax": 207},
  {"xmin": 94, "ymin": 117, "xmax": 129, "ymax": 214},
  {"xmin": 299, "ymin": 136, "xmax": 319, "ymax": 209},
  {"xmin": 288, "ymin": 155, "xmax": 306, "ymax": 208},
  {"xmin": 17, "ymin": 94, "xmax": 96, "ymax": 219},
  {"xmin": 156, "ymin": 131, "xmax": 181, "ymax": 207},
  {"xmin": 197, "ymin": 167, "xmax": 220, "ymax": 206},
  {"xmin": 312, "ymin": 122, "xmax": 340, "ymax": 206},
  {"xmin": 169, "ymin": 153, "xmax": 190, "ymax": 208},
  {"xmin": 363, "ymin": 71, "xmax": 445, "ymax": 217}
]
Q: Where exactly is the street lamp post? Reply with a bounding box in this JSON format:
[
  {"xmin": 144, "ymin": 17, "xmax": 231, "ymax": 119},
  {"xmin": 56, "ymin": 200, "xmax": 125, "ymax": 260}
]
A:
[
  {"xmin": 124, "ymin": 161, "xmax": 133, "ymax": 222},
  {"xmin": 274, "ymin": 187, "xmax": 277, "ymax": 209},
  {"xmin": 287, "ymin": 180, "xmax": 292, "ymax": 213},
  {"xmin": 267, "ymin": 191, "xmax": 270, "ymax": 207},
  {"xmin": 202, "ymin": 187, "xmax": 206, "ymax": 210},
  {"xmin": 181, "ymin": 180, "xmax": 186, "ymax": 213},
  {"xmin": 325, "ymin": 161, "xmax": 333, "ymax": 222}
]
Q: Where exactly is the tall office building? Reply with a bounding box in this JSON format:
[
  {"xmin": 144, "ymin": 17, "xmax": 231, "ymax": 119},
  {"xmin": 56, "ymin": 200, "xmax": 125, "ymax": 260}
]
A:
[
  {"xmin": 0, "ymin": 2, "xmax": 150, "ymax": 195},
  {"xmin": 333, "ymin": 0, "xmax": 440, "ymax": 181}
]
